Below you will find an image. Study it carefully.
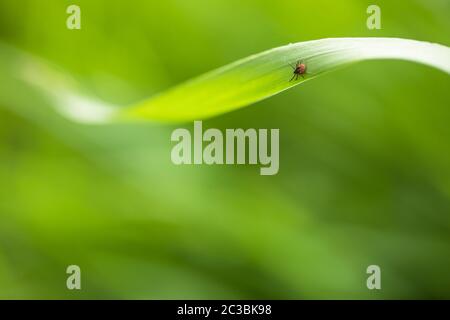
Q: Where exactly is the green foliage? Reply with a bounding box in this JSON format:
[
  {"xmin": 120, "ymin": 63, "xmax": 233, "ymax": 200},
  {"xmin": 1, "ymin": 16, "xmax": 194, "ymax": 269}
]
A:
[
  {"xmin": 123, "ymin": 38, "xmax": 450, "ymax": 122},
  {"xmin": 2, "ymin": 38, "xmax": 449, "ymax": 123},
  {"xmin": 0, "ymin": 0, "xmax": 450, "ymax": 299}
]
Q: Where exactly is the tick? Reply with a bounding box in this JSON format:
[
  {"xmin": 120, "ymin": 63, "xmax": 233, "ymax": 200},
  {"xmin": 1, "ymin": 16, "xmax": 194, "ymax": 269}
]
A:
[{"xmin": 289, "ymin": 60, "xmax": 307, "ymax": 82}]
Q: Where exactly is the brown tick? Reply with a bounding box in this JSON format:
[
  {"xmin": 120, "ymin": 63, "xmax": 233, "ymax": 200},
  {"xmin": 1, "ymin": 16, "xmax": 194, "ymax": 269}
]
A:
[{"xmin": 289, "ymin": 60, "xmax": 307, "ymax": 82}]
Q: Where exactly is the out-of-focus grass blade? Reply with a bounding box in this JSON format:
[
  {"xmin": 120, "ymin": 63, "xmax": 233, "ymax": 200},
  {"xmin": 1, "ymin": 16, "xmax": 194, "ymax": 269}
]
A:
[{"xmin": 1, "ymin": 38, "xmax": 449, "ymax": 123}]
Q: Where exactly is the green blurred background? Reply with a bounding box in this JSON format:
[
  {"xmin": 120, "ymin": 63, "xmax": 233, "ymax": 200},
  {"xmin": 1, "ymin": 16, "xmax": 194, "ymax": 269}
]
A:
[{"xmin": 0, "ymin": 0, "xmax": 449, "ymax": 299}]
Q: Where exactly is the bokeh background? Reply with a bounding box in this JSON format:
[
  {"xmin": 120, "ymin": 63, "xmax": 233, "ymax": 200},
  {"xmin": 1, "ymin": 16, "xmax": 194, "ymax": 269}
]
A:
[{"xmin": 0, "ymin": 0, "xmax": 449, "ymax": 299}]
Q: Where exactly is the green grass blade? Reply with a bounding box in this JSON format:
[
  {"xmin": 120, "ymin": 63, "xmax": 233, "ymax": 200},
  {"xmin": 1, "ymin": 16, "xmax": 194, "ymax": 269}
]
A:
[
  {"xmin": 121, "ymin": 37, "xmax": 450, "ymax": 122},
  {"xmin": 2, "ymin": 38, "xmax": 450, "ymax": 123}
]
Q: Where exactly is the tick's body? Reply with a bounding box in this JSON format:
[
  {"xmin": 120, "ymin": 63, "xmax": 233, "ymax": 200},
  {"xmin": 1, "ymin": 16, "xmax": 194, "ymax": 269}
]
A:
[{"xmin": 289, "ymin": 61, "xmax": 307, "ymax": 81}]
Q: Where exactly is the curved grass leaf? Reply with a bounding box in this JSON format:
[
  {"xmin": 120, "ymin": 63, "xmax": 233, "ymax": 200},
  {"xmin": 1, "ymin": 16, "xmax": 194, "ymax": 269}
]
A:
[
  {"xmin": 2, "ymin": 38, "xmax": 450, "ymax": 123},
  {"xmin": 121, "ymin": 37, "xmax": 450, "ymax": 122}
]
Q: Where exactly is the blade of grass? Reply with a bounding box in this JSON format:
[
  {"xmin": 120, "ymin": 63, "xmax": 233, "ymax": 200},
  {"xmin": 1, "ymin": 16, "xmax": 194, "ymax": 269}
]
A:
[
  {"xmin": 2, "ymin": 38, "xmax": 449, "ymax": 123},
  {"xmin": 123, "ymin": 37, "xmax": 449, "ymax": 122}
]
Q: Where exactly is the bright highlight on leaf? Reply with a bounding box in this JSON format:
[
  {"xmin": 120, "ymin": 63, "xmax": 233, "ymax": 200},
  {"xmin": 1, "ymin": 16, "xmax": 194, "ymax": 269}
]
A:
[{"xmin": 3, "ymin": 38, "xmax": 450, "ymax": 124}]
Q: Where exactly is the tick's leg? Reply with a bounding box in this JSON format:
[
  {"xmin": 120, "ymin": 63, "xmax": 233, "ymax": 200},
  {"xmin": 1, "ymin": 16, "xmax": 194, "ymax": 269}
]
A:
[
  {"xmin": 289, "ymin": 63, "xmax": 296, "ymax": 70},
  {"xmin": 301, "ymin": 74, "xmax": 305, "ymax": 79},
  {"xmin": 289, "ymin": 74, "xmax": 296, "ymax": 82}
]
